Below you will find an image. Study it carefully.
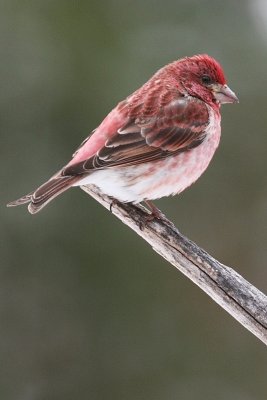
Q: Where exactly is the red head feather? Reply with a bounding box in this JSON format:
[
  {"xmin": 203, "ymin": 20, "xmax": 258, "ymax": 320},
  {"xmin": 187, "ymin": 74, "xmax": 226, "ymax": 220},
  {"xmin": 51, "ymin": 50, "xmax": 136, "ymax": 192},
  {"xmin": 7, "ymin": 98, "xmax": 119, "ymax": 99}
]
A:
[
  {"xmin": 187, "ymin": 54, "xmax": 226, "ymax": 85},
  {"xmin": 168, "ymin": 54, "xmax": 227, "ymax": 105}
]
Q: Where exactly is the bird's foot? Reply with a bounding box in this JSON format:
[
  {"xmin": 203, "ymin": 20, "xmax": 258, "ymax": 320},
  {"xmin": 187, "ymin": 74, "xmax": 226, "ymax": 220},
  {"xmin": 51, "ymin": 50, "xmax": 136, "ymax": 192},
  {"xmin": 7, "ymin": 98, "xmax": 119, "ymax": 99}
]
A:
[
  {"xmin": 138, "ymin": 201, "xmax": 170, "ymax": 230},
  {"xmin": 109, "ymin": 198, "xmax": 171, "ymax": 231},
  {"xmin": 109, "ymin": 198, "xmax": 120, "ymax": 213}
]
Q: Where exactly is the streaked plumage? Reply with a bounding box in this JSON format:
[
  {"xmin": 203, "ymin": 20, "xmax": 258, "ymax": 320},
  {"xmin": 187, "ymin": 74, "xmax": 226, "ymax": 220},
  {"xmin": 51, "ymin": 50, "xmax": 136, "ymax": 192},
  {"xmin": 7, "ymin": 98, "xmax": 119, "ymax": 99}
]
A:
[{"xmin": 7, "ymin": 54, "xmax": 238, "ymax": 214}]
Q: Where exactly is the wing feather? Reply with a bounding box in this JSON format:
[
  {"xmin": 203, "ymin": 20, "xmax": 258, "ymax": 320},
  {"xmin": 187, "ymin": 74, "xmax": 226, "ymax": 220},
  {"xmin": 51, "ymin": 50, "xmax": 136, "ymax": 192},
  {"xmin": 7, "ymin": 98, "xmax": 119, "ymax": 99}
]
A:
[{"xmin": 63, "ymin": 97, "xmax": 209, "ymax": 176}]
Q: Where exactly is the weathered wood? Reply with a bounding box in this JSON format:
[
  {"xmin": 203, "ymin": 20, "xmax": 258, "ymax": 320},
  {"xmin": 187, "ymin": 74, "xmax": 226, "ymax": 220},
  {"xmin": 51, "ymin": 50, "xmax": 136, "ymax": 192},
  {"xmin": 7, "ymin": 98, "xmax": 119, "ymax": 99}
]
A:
[{"xmin": 81, "ymin": 185, "xmax": 267, "ymax": 345}]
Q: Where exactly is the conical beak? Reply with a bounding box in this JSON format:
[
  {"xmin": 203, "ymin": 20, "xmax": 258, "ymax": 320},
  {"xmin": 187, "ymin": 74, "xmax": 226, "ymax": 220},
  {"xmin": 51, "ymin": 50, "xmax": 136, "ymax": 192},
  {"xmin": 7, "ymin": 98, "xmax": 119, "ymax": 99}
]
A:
[{"xmin": 212, "ymin": 84, "xmax": 239, "ymax": 104}]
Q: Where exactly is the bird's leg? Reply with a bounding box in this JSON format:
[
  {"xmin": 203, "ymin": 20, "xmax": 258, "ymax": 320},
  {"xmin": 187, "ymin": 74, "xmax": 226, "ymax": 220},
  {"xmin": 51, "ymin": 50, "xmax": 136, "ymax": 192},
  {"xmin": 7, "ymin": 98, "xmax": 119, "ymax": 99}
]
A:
[
  {"xmin": 136, "ymin": 200, "xmax": 169, "ymax": 230},
  {"xmin": 109, "ymin": 198, "xmax": 169, "ymax": 230},
  {"xmin": 109, "ymin": 198, "xmax": 120, "ymax": 213},
  {"xmin": 144, "ymin": 200, "xmax": 165, "ymax": 220}
]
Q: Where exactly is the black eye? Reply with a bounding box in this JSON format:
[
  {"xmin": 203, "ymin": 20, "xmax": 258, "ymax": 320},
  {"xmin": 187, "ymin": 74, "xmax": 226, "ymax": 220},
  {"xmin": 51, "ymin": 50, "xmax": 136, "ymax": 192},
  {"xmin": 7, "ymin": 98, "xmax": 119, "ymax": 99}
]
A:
[{"xmin": 201, "ymin": 75, "xmax": 212, "ymax": 85}]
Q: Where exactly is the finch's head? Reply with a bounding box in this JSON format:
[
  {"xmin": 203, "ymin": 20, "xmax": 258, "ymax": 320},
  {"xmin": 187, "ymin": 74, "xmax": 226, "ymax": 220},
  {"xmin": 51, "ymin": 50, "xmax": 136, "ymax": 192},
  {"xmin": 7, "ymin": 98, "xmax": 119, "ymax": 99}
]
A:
[{"xmin": 177, "ymin": 54, "xmax": 238, "ymax": 106}]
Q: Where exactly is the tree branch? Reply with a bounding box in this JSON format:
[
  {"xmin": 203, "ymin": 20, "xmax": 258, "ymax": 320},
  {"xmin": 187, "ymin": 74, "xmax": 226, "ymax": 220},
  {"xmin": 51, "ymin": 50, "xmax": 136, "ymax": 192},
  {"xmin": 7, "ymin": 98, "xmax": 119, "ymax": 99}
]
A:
[{"xmin": 81, "ymin": 185, "xmax": 267, "ymax": 345}]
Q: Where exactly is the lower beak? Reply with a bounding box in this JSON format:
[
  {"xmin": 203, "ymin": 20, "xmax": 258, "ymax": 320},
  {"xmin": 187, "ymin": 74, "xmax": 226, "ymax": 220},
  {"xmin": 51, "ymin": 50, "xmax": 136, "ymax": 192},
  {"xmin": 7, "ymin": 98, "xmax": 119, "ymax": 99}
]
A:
[{"xmin": 213, "ymin": 84, "xmax": 239, "ymax": 104}]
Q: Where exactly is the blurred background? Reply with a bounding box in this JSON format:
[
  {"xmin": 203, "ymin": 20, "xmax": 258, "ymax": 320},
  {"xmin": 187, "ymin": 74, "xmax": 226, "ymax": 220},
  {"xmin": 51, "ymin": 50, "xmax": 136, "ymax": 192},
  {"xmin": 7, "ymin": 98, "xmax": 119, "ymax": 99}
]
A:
[{"xmin": 1, "ymin": 0, "xmax": 267, "ymax": 399}]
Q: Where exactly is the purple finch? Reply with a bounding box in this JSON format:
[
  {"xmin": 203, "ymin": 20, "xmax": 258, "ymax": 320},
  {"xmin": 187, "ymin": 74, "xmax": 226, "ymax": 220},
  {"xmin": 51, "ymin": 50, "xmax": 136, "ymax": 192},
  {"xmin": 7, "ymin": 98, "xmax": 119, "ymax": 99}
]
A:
[{"xmin": 8, "ymin": 54, "xmax": 238, "ymax": 214}]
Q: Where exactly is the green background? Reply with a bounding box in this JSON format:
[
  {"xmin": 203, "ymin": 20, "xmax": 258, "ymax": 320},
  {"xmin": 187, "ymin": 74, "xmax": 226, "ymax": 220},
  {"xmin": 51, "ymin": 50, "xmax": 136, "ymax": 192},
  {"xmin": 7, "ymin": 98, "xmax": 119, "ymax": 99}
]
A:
[{"xmin": 1, "ymin": 1, "xmax": 267, "ymax": 399}]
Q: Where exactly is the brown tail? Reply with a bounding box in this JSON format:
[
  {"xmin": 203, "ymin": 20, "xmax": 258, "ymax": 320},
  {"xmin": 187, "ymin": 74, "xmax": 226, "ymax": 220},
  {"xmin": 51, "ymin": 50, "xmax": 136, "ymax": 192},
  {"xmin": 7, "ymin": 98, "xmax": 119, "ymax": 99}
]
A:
[{"xmin": 7, "ymin": 175, "xmax": 80, "ymax": 214}]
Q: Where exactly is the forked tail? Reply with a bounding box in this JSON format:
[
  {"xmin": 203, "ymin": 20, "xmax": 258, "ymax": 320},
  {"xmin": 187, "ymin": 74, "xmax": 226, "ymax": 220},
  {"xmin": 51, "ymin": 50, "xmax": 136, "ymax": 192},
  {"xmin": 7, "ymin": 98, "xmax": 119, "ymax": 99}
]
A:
[{"xmin": 7, "ymin": 175, "xmax": 80, "ymax": 214}]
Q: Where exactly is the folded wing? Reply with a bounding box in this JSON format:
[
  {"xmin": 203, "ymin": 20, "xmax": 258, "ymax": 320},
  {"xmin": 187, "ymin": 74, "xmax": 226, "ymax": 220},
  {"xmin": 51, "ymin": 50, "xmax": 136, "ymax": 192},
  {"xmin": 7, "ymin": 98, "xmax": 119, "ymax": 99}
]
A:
[
  {"xmin": 8, "ymin": 96, "xmax": 210, "ymax": 213},
  {"xmin": 63, "ymin": 97, "xmax": 209, "ymax": 174}
]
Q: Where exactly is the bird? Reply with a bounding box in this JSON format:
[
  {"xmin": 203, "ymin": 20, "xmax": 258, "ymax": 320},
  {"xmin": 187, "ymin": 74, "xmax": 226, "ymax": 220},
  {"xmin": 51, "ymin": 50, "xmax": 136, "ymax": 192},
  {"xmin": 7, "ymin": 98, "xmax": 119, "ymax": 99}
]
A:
[{"xmin": 7, "ymin": 54, "xmax": 238, "ymax": 215}]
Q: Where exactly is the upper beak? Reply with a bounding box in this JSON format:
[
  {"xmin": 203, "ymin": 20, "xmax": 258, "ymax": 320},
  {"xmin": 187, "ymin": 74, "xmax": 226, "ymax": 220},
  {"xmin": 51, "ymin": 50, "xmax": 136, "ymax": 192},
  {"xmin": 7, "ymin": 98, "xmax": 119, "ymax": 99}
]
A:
[{"xmin": 212, "ymin": 84, "xmax": 239, "ymax": 104}]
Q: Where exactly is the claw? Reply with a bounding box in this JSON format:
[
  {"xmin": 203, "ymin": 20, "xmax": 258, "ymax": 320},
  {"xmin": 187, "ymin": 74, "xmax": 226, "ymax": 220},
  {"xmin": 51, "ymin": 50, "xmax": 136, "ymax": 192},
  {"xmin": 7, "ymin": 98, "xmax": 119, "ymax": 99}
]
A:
[
  {"xmin": 138, "ymin": 200, "xmax": 168, "ymax": 230},
  {"xmin": 109, "ymin": 198, "xmax": 119, "ymax": 213}
]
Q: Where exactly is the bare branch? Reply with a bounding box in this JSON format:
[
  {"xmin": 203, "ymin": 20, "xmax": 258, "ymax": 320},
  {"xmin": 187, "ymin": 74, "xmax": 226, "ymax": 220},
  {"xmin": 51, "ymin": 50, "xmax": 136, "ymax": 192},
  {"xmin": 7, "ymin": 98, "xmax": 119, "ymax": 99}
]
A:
[{"xmin": 81, "ymin": 185, "xmax": 267, "ymax": 345}]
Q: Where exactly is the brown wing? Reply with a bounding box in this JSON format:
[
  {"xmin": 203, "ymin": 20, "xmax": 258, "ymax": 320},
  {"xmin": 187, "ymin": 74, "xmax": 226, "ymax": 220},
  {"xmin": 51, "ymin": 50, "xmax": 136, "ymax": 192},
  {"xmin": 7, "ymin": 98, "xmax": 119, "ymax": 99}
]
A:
[
  {"xmin": 7, "ymin": 97, "xmax": 209, "ymax": 214},
  {"xmin": 63, "ymin": 97, "xmax": 209, "ymax": 176}
]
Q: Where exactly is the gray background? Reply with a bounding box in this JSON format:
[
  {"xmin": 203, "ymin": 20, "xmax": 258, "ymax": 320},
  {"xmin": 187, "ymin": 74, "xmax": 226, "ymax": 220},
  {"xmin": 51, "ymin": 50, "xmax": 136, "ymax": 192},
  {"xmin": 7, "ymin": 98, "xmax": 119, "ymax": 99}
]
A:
[{"xmin": 1, "ymin": 1, "xmax": 267, "ymax": 399}]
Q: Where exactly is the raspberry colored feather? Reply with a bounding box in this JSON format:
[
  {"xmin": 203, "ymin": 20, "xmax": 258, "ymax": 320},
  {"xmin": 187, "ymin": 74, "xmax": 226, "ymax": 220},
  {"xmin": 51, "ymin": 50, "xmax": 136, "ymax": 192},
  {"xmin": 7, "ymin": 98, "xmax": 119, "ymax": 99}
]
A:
[{"xmin": 7, "ymin": 54, "xmax": 238, "ymax": 214}]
